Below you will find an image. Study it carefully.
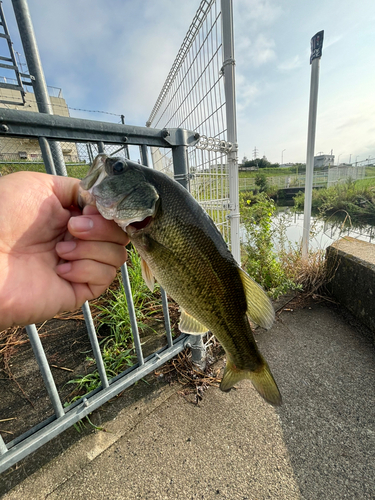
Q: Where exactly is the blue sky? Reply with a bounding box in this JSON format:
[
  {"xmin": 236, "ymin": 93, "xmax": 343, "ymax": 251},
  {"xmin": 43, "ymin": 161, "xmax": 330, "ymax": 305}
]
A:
[{"xmin": 3, "ymin": 0, "xmax": 375, "ymax": 165}]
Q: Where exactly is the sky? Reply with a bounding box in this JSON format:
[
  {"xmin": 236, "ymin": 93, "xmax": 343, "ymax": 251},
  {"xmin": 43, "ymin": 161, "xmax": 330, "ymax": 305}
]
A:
[{"xmin": 2, "ymin": 0, "xmax": 375, "ymax": 165}]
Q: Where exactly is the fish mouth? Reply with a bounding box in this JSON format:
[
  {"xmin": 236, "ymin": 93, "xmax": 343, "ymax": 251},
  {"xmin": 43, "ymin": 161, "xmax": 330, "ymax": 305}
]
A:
[{"xmin": 78, "ymin": 154, "xmax": 109, "ymax": 208}]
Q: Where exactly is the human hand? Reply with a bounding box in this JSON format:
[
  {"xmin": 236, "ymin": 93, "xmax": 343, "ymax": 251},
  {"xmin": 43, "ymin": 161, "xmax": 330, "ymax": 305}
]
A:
[{"xmin": 0, "ymin": 171, "xmax": 129, "ymax": 330}]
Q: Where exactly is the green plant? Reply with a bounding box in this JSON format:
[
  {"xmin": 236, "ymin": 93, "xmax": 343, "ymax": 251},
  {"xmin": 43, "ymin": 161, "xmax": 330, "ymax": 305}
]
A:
[
  {"xmin": 241, "ymin": 192, "xmax": 299, "ymax": 298},
  {"xmin": 254, "ymin": 172, "xmax": 268, "ymax": 192},
  {"xmin": 293, "ymin": 179, "xmax": 375, "ymax": 225}
]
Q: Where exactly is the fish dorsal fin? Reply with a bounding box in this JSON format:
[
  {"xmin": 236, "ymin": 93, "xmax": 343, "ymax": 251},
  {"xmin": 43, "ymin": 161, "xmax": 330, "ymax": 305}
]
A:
[
  {"xmin": 179, "ymin": 308, "xmax": 209, "ymax": 335},
  {"xmin": 141, "ymin": 258, "xmax": 155, "ymax": 292},
  {"xmin": 238, "ymin": 268, "xmax": 275, "ymax": 329}
]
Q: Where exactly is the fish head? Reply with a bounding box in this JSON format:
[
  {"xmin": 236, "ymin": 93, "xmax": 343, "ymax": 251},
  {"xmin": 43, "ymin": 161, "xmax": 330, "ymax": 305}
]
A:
[{"xmin": 79, "ymin": 154, "xmax": 159, "ymax": 233}]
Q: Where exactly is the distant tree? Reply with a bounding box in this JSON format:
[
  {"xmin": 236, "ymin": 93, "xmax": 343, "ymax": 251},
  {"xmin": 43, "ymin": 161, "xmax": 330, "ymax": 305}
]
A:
[
  {"xmin": 241, "ymin": 156, "xmax": 272, "ymax": 169},
  {"xmin": 255, "ymin": 172, "xmax": 268, "ymax": 191},
  {"xmin": 269, "ymin": 162, "xmax": 280, "ymax": 168}
]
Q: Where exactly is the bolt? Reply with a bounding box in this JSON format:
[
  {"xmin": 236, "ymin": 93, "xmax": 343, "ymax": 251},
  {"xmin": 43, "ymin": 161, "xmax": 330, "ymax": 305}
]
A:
[
  {"xmin": 0, "ymin": 124, "xmax": 8, "ymax": 132},
  {"xmin": 194, "ymin": 132, "xmax": 200, "ymax": 140},
  {"xmin": 123, "ymin": 136, "xmax": 128, "ymax": 143},
  {"xmin": 161, "ymin": 129, "xmax": 170, "ymax": 138}
]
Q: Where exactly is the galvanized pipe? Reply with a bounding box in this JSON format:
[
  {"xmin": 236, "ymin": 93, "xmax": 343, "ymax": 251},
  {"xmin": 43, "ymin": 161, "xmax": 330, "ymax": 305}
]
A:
[
  {"xmin": 221, "ymin": 0, "xmax": 240, "ymax": 264},
  {"xmin": 160, "ymin": 287, "xmax": 173, "ymax": 348},
  {"xmin": 0, "ymin": 334, "xmax": 188, "ymax": 474},
  {"xmin": 0, "ymin": 108, "xmax": 199, "ymax": 148},
  {"xmin": 0, "ymin": 435, "xmax": 8, "ymax": 455},
  {"xmin": 140, "ymin": 144, "xmax": 149, "ymax": 166},
  {"xmin": 11, "ymin": 0, "xmax": 67, "ymax": 176},
  {"xmin": 25, "ymin": 324, "xmax": 65, "ymax": 418},
  {"xmin": 120, "ymin": 263, "xmax": 144, "ymax": 366},
  {"xmin": 38, "ymin": 136, "xmax": 56, "ymax": 175},
  {"xmin": 81, "ymin": 302, "xmax": 109, "ymax": 389}
]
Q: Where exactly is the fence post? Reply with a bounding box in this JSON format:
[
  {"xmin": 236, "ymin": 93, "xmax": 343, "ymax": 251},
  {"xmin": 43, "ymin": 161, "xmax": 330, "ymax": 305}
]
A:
[
  {"xmin": 221, "ymin": 0, "xmax": 240, "ymax": 264},
  {"xmin": 25, "ymin": 324, "xmax": 65, "ymax": 418},
  {"xmin": 11, "ymin": 0, "xmax": 67, "ymax": 176},
  {"xmin": 0, "ymin": 435, "xmax": 7, "ymax": 455}
]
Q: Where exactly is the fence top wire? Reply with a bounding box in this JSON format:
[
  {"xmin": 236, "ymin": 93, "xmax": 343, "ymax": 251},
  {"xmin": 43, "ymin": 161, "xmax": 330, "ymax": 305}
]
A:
[{"xmin": 146, "ymin": 0, "xmax": 215, "ymax": 127}]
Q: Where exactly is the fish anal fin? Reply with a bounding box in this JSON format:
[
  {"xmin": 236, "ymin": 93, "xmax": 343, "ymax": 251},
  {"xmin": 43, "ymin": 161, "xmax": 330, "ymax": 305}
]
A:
[
  {"xmin": 220, "ymin": 357, "xmax": 282, "ymax": 406},
  {"xmin": 179, "ymin": 308, "xmax": 209, "ymax": 335},
  {"xmin": 238, "ymin": 268, "xmax": 275, "ymax": 330},
  {"xmin": 141, "ymin": 258, "xmax": 155, "ymax": 292}
]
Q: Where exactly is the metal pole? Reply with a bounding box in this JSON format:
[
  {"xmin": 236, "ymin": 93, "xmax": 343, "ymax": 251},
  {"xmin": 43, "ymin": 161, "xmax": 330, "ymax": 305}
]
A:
[
  {"xmin": 160, "ymin": 287, "xmax": 173, "ymax": 348},
  {"xmin": 120, "ymin": 263, "xmax": 144, "ymax": 366},
  {"xmin": 172, "ymin": 129, "xmax": 190, "ymax": 190},
  {"xmin": 140, "ymin": 144, "xmax": 149, "ymax": 166},
  {"xmin": 0, "ymin": 435, "xmax": 7, "ymax": 455},
  {"xmin": 302, "ymin": 31, "xmax": 324, "ymax": 259},
  {"xmin": 25, "ymin": 324, "xmax": 65, "ymax": 418},
  {"xmin": 81, "ymin": 302, "xmax": 109, "ymax": 389},
  {"xmin": 11, "ymin": 0, "xmax": 67, "ymax": 176},
  {"xmin": 221, "ymin": 0, "xmax": 240, "ymax": 264},
  {"xmin": 38, "ymin": 136, "xmax": 56, "ymax": 175}
]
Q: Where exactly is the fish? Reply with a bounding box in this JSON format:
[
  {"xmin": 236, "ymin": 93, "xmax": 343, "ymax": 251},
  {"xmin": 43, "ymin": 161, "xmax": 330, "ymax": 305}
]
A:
[{"xmin": 79, "ymin": 154, "xmax": 282, "ymax": 406}]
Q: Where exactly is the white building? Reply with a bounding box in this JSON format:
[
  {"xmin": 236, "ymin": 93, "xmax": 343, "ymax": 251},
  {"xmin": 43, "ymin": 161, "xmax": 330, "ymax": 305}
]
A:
[{"xmin": 314, "ymin": 154, "xmax": 335, "ymax": 168}]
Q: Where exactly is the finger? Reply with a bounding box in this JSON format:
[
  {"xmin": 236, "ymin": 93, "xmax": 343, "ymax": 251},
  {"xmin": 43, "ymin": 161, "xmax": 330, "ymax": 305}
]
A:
[
  {"xmin": 56, "ymin": 259, "xmax": 118, "ymax": 288},
  {"xmin": 68, "ymin": 214, "xmax": 129, "ymax": 246},
  {"xmin": 82, "ymin": 205, "xmax": 100, "ymax": 216},
  {"xmin": 51, "ymin": 175, "xmax": 81, "ymax": 208},
  {"xmin": 56, "ymin": 239, "xmax": 127, "ymax": 268}
]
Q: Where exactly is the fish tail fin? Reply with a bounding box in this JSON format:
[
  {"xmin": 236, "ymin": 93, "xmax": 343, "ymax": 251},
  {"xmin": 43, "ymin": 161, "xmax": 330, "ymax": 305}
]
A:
[{"xmin": 220, "ymin": 358, "xmax": 282, "ymax": 406}]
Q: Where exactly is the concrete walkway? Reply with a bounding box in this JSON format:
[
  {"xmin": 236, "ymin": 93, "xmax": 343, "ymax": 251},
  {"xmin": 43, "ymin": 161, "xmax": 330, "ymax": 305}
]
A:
[{"xmin": 2, "ymin": 300, "xmax": 375, "ymax": 499}]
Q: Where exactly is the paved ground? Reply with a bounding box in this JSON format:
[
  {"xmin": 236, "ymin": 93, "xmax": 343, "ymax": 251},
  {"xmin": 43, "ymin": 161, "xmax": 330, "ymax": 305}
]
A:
[{"xmin": 1, "ymin": 299, "xmax": 375, "ymax": 500}]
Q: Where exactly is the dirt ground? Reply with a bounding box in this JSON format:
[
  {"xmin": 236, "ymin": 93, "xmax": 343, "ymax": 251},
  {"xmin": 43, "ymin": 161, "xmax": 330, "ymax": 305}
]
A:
[{"xmin": 0, "ymin": 307, "xmax": 179, "ymax": 449}]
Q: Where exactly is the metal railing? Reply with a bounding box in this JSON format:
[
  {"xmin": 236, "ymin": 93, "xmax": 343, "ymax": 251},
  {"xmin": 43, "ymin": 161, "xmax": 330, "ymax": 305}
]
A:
[{"xmin": 0, "ymin": 108, "xmax": 200, "ymax": 473}]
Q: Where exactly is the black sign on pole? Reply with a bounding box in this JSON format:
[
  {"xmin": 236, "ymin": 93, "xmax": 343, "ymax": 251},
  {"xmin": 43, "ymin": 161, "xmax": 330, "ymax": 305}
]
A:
[{"xmin": 310, "ymin": 30, "xmax": 324, "ymax": 64}]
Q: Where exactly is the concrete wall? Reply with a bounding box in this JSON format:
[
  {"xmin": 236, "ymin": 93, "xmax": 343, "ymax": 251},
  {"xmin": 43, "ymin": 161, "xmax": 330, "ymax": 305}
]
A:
[
  {"xmin": 326, "ymin": 237, "xmax": 375, "ymax": 338},
  {"xmin": 0, "ymin": 88, "xmax": 79, "ymax": 162}
]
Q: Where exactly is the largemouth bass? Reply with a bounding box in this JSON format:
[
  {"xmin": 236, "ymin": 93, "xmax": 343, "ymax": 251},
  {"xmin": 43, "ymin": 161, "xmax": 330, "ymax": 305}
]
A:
[{"xmin": 79, "ymin": 154, "xmax": 282, "ymax": 406}]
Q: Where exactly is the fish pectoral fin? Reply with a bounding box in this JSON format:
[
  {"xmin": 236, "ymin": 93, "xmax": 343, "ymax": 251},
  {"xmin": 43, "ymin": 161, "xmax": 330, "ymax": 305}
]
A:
[
  {"xmin": 141, "ymin": 258, "xmax": 155, "ymax": 292},
  {"xmin": 238, "ymin": 268, "xmax": 275, "ymax": 330},
  {"xmin": 178, "ymin": 308, "xmax": 209, "ymax": 335},
  {"xmin": 220, "ymin": 357, "xmax": 282, "ymax": 406}
]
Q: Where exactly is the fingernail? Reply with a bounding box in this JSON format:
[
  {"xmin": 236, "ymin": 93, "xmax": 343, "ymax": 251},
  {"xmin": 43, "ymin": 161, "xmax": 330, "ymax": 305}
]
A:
[
  {"xmin": 69, "ymin": 216, "xmax": 94, "ymax": 232},
  {"xmin": 56, "ymin": 240, "xmax": 77, "ymax": 253},
  {"xmin": 56, "ymin": 262, "xmax": 72, "ymax": 274}
]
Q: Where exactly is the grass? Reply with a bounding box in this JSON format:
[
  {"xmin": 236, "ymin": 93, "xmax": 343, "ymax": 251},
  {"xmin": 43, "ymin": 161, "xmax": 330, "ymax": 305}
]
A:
[
  {"xmin": 0, "ymin": 161, "xmax": 90, "ymax": 178},
  {"xmin": 293, "ymin": 179, "xmax": 375, "ymax": 226},
  {"xmin": 67, "ymin": 250, "xmax": 164, "ymax": 402}
]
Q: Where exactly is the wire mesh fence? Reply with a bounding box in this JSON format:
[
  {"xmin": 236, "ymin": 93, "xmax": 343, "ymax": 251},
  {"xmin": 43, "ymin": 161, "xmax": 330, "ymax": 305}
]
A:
[{"xmin": 147, "ymin": 0, "xmax": 235, "ymax": 247}]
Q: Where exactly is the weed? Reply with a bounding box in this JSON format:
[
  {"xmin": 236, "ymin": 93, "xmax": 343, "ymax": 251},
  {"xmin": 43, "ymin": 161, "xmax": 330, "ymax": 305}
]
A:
[
  {"xmin": 241, "ymin": 192, "xmax": 300, "ymax": 298},
  {"xmin": 294, "ymin": 179, "xmax": 375, "ymax": 225},
  {"xmin": 67, "ymin": 250, "xmax": 163, "ymax": 401}
]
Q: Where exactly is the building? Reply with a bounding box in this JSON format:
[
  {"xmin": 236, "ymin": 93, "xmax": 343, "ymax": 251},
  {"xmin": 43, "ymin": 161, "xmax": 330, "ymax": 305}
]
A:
[
  {"xmin": 314, "ymin": 154, "xmax": 335, "ymax": 168},
  {"xmin": 0, "ymin": 82, "xmax": 79, "ymax": 162}
]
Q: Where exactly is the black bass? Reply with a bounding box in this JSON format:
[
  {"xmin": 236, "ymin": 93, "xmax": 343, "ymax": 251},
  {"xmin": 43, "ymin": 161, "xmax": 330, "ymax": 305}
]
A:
[{"xmin": 79, "ymin": 154, "xmax": 282, "ymax": 406}]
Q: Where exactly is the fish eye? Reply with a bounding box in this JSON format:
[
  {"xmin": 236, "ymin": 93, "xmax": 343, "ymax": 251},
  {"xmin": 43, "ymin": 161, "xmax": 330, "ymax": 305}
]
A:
[{"xmin": 112, "ymin": 160, "xmax": 125, "ymax": 175}]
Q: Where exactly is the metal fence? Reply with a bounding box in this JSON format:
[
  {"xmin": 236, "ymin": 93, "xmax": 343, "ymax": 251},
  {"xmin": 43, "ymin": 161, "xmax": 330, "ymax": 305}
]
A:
[
  {"xmin": 147, "ymin": 0, "xmax": 240, "ymax": 263},
  {"xmin": 0, "ymin": 108, "xmax": 201, "ymax": 473}
]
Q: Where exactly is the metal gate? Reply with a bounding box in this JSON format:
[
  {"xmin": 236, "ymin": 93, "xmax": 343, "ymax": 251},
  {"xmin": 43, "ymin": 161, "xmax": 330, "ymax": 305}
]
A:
[{"xmin": 0, "ymin": 108, "xmax": 200, "ymax": 473}]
